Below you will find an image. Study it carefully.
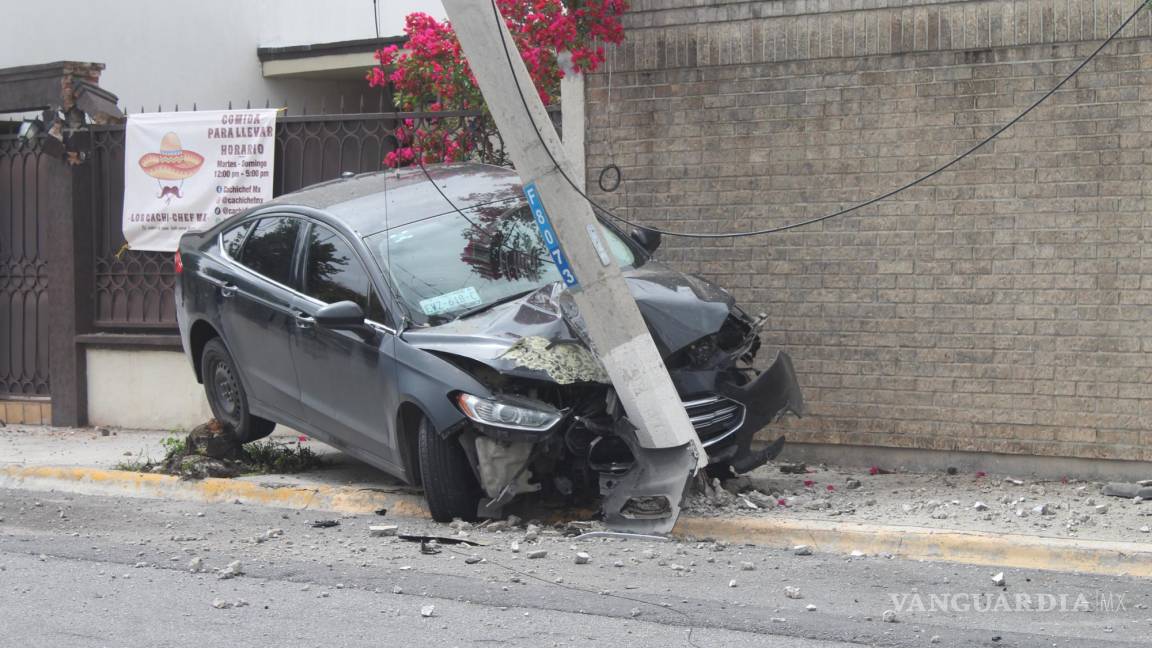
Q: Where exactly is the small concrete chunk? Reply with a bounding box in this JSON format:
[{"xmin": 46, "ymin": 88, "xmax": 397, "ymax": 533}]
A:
[
  {"xmin": 420, "ymin": 604, "xmax": 435, "ymax": 617},
  {"xmin": 217, "ymin": 560, "xmax": 243, "ymax": 580},
  {"xmin": 991, "ymin": 572, "xmax": 1006, "ymax": 587},
  {"xmin": 574, "ymin": 552, "xmax": 590, "ymax": 565},
  {"xmin": 784, "ymin": 586, "xmax": 802, "ymax": 599},
  {"xmin": 882, "ymin": 609, "xmax": 898, "ymax": 623},
  {"xmin": 369, "ymin": 525, "xmax": 398, "ymax": 537},
  {"xmin": 793, "ymin": 545, "xmax": 813, "ymax": 556},
  {"xmin": 527, "ymin": 549, "xmax": 548, "ymax": 559}
]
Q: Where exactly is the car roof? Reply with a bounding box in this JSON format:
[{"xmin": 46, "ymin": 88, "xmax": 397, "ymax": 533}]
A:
[{"xmin": 262, "ymin": 162, "xmax": 524, "ymax": 236}]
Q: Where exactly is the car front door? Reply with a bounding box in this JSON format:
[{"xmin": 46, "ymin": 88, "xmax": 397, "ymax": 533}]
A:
[
  {"xmin": 290, "ymin": 221, "xmax": 401, "ymax": 470},
  {"xmin": 218, "ymin": 215, "xmax": 306, "ymax": 422}
]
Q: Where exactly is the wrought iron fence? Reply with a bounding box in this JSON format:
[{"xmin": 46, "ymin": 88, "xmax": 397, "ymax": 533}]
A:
[
  {"xmin": 86, "ymin": 108, "xmax": 510, "ymax": 332},
  {"xmin": 0, "ymin": 136, "xmax": 51, "ymax": 396}
]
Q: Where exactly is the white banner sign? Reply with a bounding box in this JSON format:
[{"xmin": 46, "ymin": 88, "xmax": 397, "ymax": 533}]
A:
[{"xmin": 122, "ymin": 109, "xmax": 276, "ymax": 251}]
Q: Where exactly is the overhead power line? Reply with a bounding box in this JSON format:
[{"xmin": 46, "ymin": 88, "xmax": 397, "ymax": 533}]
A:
[{"xmin": 490, "ymin": 0, "xmax": 1151, "ymax": 239}]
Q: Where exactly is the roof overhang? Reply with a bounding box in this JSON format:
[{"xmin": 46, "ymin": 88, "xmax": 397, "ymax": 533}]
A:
[{"xmin": 257, "ymin": 37, "xmax": 404, "ymax": 80}]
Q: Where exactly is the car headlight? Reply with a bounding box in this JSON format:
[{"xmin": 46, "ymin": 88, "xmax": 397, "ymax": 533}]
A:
[{"xmin": 454, "ymin": 392, "xmax": 562, "ymax": 432}]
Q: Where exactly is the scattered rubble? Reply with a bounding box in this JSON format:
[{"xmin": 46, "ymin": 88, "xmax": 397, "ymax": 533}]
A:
[
  {"xmin": 217, "ymin": 560, "xmax": 244, "ymax": 580},
  {"xmin": 1103, "ymin": 483, "xmax": 1152, "ymax": 499},
  {"xmin": 369, "ymin": 525, "xmax": 398, "ymax": 537},
  {"xmin": 793, "ymin": 545, "xmax": 812, "ymax": 556},
  {"xmin": 882, "ymin": 609, "xmax": 898, "ymax": 623},
  {"xmin": 991, "ymin": 572, "xmax": 1006, "ymax": 587},
  {"xmin": 784, "ymin": 586, "xmax": 802, "ymax": 599}
]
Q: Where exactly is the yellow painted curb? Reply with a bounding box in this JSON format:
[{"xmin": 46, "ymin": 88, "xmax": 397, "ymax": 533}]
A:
[
  {"xmin": 0, "ymin": 465, "xmax": 427, "ymax": 517},
  {"xmin": 673, "ymin": 516, "xmax": 1152, "ymax": 578},
  {"xmin": 5, "ymin": 464, "xmax": 1150, "ymax": 577}
]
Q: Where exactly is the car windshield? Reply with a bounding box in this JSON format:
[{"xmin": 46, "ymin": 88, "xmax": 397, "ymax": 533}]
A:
[{"xmin": 364, "ymin": 202, "xmax": 637, "ymax": 326}]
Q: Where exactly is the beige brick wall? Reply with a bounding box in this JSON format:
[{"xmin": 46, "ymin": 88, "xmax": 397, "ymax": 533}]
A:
[{"xmin": 586, "ymin": 0, "xmax": 1152, "ymax": 461}]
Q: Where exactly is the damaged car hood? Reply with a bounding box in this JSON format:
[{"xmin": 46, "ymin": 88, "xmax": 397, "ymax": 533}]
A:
[{"xmin": 401, "ymin": 262, "xmax": 735, "ymax": 383}]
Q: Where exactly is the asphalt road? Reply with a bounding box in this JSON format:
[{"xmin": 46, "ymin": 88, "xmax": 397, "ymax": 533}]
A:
[{"xmin": 1, "ymin": 488, "xmax": 1149, "ymax": 648}]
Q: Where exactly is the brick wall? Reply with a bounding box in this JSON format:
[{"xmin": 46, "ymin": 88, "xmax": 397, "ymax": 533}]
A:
[{"xmin": 585, "ymin": 0, "xmax": 1152, "ymax": 461}]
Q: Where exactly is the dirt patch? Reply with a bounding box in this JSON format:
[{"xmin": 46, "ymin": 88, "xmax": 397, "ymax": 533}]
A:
[{"xmin": 115, "ymin": 420, "xmax": 323, "ymax": 479}]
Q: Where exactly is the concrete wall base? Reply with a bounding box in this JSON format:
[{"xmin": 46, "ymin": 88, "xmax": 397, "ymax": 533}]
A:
[
  {"xmin": 779, "ymin": 442, "xmax": 1152, "ymax": 484},
  {"xmin": 86, "ymin": 348, "xmax": 211, "ymax": 430}
]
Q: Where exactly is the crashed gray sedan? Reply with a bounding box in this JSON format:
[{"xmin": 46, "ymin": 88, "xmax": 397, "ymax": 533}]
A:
[{"xmin": 175, "ymin": 163, "xmax": 803, "ymax": 527}]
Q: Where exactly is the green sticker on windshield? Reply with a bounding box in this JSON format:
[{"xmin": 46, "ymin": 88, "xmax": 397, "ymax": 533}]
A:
[{"xmin": 419, "ymin": 287, "xmax": 483, "ymax": 316}]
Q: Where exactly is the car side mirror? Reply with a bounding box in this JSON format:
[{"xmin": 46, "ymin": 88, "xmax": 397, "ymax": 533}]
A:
[
  {"xmin": 630, "ymin": 227, "xmax": 662, "ymax": 254},
  {"xmin": 314, "ymin": 300, "xmax": 368, "ymax": 330}
]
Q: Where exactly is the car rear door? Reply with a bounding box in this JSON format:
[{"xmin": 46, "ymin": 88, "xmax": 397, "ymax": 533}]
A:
[
  {"xmin": 219, "ymin": 215, "xmax": 306, "ymax": 421},
  {"xmin": 290, "ymin": 221, "xmax": 401, "ymax": 468}
]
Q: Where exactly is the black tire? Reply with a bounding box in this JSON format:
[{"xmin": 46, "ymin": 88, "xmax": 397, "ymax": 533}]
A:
[
  {"xmin": 200, "ymin": 338, "xmax": 275, "ymax": 443},
  {"xmin": 418, "ymin": 416, "xmax": 482, "ymax": 522}
]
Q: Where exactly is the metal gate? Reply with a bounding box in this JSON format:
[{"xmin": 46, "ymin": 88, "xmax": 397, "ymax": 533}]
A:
[{"xmin": 0, "ymin": 135, "xmax": 51, "ymax": 397}]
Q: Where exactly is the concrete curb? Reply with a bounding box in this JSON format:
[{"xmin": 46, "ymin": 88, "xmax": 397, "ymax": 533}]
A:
[
  {"xmin": 675, "ymin": 517, "xmax": 1152, "ymax": 578},
  {"xmin": 0, "ymin": 465, "xmax": 428, "ymax": 517},
  {"xmin": 4, "ymin": 464, "xmax": 1149, "ymax": 577}
]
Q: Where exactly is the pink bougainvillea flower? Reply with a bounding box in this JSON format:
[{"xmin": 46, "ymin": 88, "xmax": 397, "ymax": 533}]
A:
[{"xmin": 370, "ymin": 0, "xmax": 628, "ymax": 167}]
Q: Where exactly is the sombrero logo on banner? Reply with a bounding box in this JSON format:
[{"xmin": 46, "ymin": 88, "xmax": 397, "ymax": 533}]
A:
[
  {"xmin": 138, "ymin": 132, "xmax": 205, "ymax": 202},
  {"xmin": 122, "ymin": 109, "xmax": 278, "ymax": 252}
]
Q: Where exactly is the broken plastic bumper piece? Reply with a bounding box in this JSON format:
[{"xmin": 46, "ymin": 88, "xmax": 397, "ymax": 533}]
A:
[{"xmin": 709, "ymin": 350, "xmax": 805, "ymax": 473}]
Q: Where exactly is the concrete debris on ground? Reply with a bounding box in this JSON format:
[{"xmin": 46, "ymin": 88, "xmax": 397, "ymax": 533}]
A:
[
  {"xmin": 784, "ymin": 586, "xmax": 802, "ymax": 599},
  {"xmin": 679, "ymin": 462, "xmax": 1152, "ymax": 543},
  {"xmin": 369, "ymin": 524, "xmax": 398, "ymax": 537},
  {"xmin": 420, "ymin": 604, "xmax": 435, "ymax": 617},
  {"xmin": 793, "ymin": 545, "xmax": 813, "ymax": 556},
  {"xmin": 217, "ymin": 560, "xmax": 243, "ymax": 580},
  {"xmin": 574, "ymin": 552, "xmax": 590, "ymax": 564},
  {"xmin": 991, "ymin": 572, "xmax": 1006, "ymax": 587},
  {"xmin": 211, "ymin": 598, "xmax": 248, "ymax": 609},
  {"xmin": 882, "ymin": 609, "xmax": 898, "ymax": 623},
  {"xmin": 1102, "ymin": 483, "xmax": 1152, "ymax": 499}
]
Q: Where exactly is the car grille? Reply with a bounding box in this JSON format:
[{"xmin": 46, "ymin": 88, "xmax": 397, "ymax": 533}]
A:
[{"xmin": 682, "ymin": 394, "xmax": 744, "ymax": 447}]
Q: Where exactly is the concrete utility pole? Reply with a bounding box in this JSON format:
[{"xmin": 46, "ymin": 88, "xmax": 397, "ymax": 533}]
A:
[{"xmin": 441, "ymin": 0, "xmax": 703, "ymax": 533}]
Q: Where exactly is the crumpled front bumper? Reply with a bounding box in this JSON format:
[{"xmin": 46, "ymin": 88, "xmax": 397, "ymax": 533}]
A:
[{"xmin": 705, "ymin": 351, "xmax": 805, "ymax": 472}]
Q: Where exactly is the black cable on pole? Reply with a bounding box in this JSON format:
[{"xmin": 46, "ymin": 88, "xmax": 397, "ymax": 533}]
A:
[{"xmin": 490, "ymin": 0, "xmax": 1151, "ymax": 239}]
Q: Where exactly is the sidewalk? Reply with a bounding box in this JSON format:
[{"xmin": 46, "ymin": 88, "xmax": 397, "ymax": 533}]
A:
[{"xmin": 2, "ymin": 425, "xmax": 1151, "ymax": 576}]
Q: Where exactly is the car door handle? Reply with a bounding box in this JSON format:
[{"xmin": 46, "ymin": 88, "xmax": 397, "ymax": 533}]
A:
[
  {"xmin": 294, "ymin": 313, "xmax": 315, "ymax": 329},
  {"xmin": 220, "ymin": 283, "xmax": 237, "ymax": 298}
]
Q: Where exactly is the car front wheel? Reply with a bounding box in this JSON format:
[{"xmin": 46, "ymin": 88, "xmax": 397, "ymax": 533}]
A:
[
  {"xmin": 418, "ymin": 416, "xmax": 482, "ymax": 522},
  {"xmin": 200, "ymin": 338, "xmax": 275, "ymax": 443}
]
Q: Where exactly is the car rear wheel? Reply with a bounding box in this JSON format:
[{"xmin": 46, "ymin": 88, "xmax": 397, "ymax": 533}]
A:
[
  {"xmin": 418, "ymin": 416, "xmax": 482, "ymax": 522},
  {"xmin": 200, "ymin": 338, "xmax": 275, "ymax": 443}
]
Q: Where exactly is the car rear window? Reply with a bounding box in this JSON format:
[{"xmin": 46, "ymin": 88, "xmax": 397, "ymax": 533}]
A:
[
  {"xmin": 221, "ymin": 221, "xmax": 254, "ymax": 258},
  {"xmin": 238, "ymin": 217, "xmax": 300, "ymax": 286}
]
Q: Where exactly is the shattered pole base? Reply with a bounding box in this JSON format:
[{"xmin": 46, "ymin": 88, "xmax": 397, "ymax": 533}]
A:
[{"xmin": 600, "ymin": 441, "xmax": 699, "ymax": 535}]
